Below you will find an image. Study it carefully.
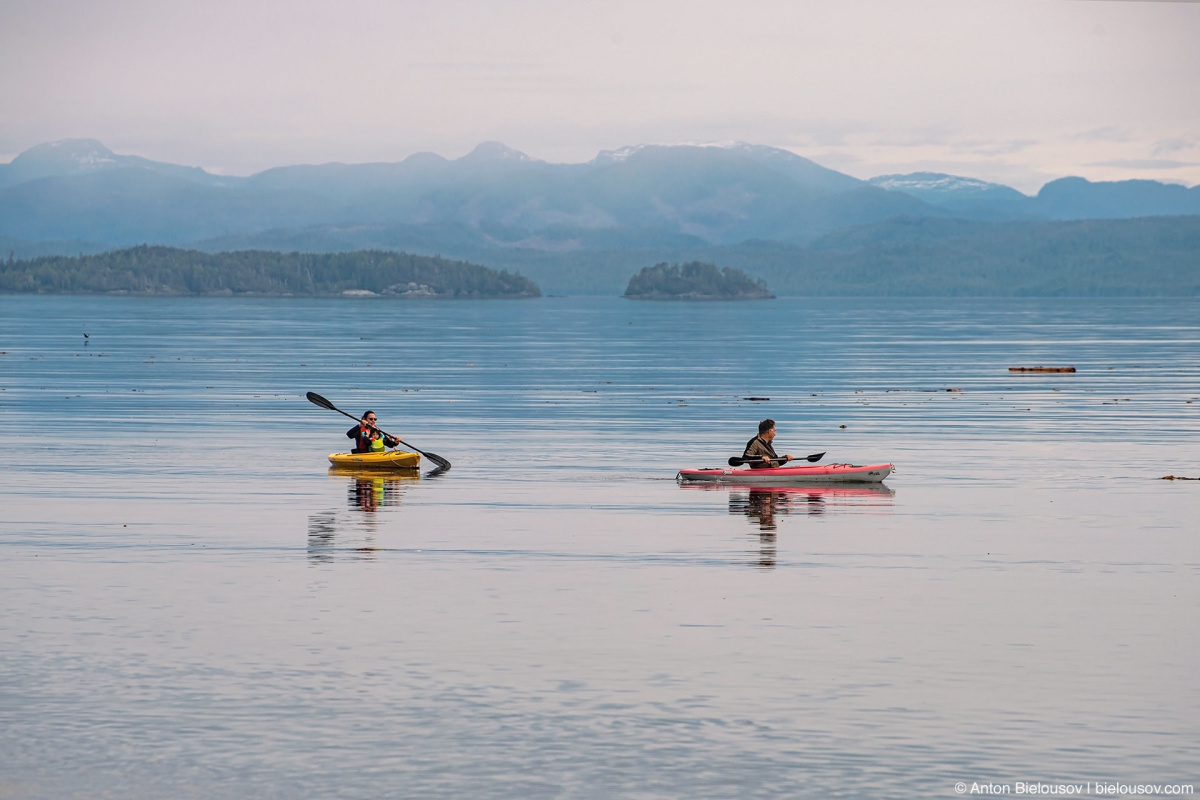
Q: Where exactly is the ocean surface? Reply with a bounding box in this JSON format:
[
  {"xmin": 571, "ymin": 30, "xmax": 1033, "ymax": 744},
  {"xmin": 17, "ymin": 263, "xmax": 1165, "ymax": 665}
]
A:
[{"xmin": 1, "ymin": 295, "xmax": 1197, "ymax": 799}]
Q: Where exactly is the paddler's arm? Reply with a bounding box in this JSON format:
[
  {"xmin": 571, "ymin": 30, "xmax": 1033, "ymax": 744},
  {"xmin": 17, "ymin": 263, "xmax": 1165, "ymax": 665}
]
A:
[
  {"xmin": 758, "ymin": 454, "xmax": 792, "ymax": 467},
  {"xmin": 761, "ymin": 447, "xmax": 792, "ymax": 466}
]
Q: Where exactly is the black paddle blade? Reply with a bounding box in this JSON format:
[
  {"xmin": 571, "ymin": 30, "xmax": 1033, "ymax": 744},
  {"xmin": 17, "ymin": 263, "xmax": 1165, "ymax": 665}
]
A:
[
  {"xmin": 306, "ymin": 391, "xmax": 337, "ymax": 411},
  {"xmin": 421, "ymin": 451, "xmax": 452, "ymax": 471},
  {"xmin": 805, "ymin": 452, "xmax": 826, "ymax": 462},
  {"xmin": 728, "ymin": 456, "xmax": 772, "ymax": 466}
]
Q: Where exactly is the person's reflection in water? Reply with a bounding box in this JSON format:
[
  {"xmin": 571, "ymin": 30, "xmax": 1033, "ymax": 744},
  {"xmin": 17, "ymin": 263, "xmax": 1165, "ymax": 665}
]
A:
[
  {"xmin": 731, "ymin": 489, "xmax": 827, "ymax": 529},
  {"xmin": 307, "ymin": 510, "xmax": 378, "ymax": 562},
  {"xmin": 307, "ymin": 469, "xmax": 419, "ymax": 563},
  {"xmin": 729, "ymin": 489, "xmax": 827, "ymax": 570},
  {"xmin": 743, "ymin": 490, "xmax": 782, "ymax": 531},
  {"xmin": 307, "ymin": 511, "xmax": 338, "ymax": 564},
  {"xmin": 352, "ymin": 476, "xmax": 387, "ymax": 513},
  {"xmin": 753, "ymin": 527, "xmax": 777, "ymax": 570}
]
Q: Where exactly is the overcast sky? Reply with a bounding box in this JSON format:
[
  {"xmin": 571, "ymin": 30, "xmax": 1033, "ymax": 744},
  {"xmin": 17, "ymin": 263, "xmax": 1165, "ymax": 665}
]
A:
[{"xmin": 2, "ymin": 0, "xmax": 1198, "ymax": 192}]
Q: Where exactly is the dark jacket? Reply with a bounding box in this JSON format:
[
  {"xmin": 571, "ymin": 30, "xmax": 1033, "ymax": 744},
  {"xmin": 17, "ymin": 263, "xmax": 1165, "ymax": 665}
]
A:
[
  {"xmin": 347, "ymin": 424, "xmax": 399, "ymax": 454},
  {"xmin": 743, "ymin": 435, "xmax": 779, "ymax": 466}
]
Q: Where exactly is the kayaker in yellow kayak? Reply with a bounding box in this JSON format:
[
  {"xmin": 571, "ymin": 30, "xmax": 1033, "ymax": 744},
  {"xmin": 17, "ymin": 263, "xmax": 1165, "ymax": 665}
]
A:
[
  {"xmin": 347, "ymin": 410, "xmax": 399, "ymax": 454},
  {"xmin": 743, "ymin": 419, "xmax": 793, "ymax": 467}
]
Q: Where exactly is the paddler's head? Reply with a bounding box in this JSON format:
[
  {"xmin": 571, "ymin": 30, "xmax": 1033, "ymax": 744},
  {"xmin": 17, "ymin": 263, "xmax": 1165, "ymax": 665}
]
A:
[
  {"xmin": 361, "ymin": 411, "xmax": 377, "ymax": 429},
  {"xmin": 759, "ymin": 418, "xmax": 776, "ymax": 443}
]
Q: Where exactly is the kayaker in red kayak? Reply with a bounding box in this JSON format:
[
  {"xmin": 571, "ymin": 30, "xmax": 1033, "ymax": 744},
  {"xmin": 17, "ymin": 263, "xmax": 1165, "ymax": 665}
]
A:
[
  {"xmin": 742, "ymin": 419, "xmax": 793, "ymax": 468},
  {"xmin": 347, "ymin": 410, "xmax": 399, "ymax": 454}
]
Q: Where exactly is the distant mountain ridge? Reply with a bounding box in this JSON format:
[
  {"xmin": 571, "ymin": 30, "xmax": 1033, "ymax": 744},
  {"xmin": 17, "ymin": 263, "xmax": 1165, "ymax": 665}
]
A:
[
  {"xmin": 868, "ymin": 170, "xmax": 1200, "ymax": 221},
  {"xmin": 1, "ymin": 138, "xmax": 1197, "ymax": 297},
  {"xmin": 867, "ymin": 172, "xmax": 1031, "ymax": 219},
  {"xmin": 0, "ymin": 139, "xmax": 234, "ymax": 189},
  {"xmin": 3, "ymin": 140, "xmax": 1197, "ymax": 253},
  {"xmin": 1034, "ymin": 176, "xmax": 1200, "ymax": 219},
  {"xmin": 1, "ymin": 138, "xmax": 941, "ymax": 247}
]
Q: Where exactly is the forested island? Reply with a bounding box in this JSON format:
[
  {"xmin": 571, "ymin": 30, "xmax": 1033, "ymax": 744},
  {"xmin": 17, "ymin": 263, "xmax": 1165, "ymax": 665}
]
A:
[
  {"xmin": 624, "ymin": 261, "xmax": 773, "ymax": 300},
  {"xmin": 0, "ymin": 247, "xmax": 541, "ymax": 298}
]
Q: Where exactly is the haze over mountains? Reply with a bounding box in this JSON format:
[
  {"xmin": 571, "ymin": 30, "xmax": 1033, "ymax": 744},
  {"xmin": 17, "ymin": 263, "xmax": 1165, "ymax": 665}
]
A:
[{"xmin": 2, "ymin": 138, "xmax": 1198, "ymax": 294}]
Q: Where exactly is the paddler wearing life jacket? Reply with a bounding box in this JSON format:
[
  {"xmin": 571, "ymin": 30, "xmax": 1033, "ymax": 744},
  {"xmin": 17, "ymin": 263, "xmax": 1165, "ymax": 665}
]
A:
[
  {"xmin": 347, "ymin": 410, "xmax": 399, "ymax": 454},
  {"xmin": 743, "ymin": 418, "xmax": 793, "ymax": 468}
]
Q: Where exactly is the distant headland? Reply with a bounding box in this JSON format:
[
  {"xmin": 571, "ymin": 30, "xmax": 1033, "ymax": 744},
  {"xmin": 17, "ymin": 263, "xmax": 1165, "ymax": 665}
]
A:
[
  {"xmin": 624, "ymin": 262, "xmax": 773, "ymax": 300},
  {"xmin": 0, "ymin": 246, "xmax": 541, "ymax": 298}
]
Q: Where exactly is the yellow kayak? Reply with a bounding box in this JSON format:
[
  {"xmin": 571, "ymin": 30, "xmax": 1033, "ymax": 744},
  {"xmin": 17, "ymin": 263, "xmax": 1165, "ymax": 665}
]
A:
[{"xmin": 328, "ymin": 450, "xmax": 421, "ymax": 469}]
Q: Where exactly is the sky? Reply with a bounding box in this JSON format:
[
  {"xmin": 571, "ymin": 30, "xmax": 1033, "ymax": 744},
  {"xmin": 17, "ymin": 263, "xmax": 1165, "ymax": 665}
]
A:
[{"xmin": 2, "ymin": 0, "xmax": 1198, "ymax": 193}]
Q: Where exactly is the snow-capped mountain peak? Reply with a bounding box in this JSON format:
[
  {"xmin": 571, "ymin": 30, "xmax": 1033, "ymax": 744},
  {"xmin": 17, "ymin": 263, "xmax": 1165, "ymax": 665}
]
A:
[
  {"xmin": 13, "ymin": 139, "xmax": 119, "ymax": 172},
  {"xmin": 868, "ymin": 172, "xmax": 1027, "ymax": 200}
]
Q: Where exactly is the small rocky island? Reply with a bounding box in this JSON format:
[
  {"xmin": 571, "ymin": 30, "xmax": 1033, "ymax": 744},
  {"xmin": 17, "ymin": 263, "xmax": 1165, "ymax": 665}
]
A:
[
  {"xmin": 623, "ymin": 261, "xmax": 774, "ymax": 300},
  {"xmin": 0, "ymin": 246, "xmax": 541, "ymax": 298}
]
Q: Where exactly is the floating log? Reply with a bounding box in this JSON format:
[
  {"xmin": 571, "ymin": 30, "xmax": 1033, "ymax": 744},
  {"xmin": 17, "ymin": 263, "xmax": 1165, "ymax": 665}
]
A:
[{"xmin": 1009, "ymin": 366, "xmax": 1076, "ymax": 373}]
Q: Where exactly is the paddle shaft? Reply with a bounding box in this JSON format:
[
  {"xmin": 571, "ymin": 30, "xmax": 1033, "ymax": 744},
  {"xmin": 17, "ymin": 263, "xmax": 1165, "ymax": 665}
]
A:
[
  {"xmin": 728, "ymin": 451, "xmax": 825, "ymax": 467},
  {"xmin": 306, "ymin": 392, "xmax": 451, "ymax": 470}
]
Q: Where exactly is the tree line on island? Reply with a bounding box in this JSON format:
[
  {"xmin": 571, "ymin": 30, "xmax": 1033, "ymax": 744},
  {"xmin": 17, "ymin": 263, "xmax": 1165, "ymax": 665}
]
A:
[
  {"xmin": 1, "ymin": 246, "xmax": 779, "ymax": 300},
  {"xmin": 12, "ymin": 225, "xmax": 1194, "ymax": 298},
  {"xmin": 0, "ymin": 247, "xmax": 541, "ymax": 298},
  {"xmin": 623, "ymin": 262, "xmax": 773, "ymax": 300}
]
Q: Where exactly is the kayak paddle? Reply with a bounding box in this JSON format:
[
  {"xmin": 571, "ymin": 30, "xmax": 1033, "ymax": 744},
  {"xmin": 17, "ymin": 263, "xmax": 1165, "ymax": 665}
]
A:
[
  {"xmin": 306, "ymin": 391, "xmax": 452, "ymax": 471},
  {"xmin": 727, "ymin": 451, "xmax": 825, "ymax": 467}
]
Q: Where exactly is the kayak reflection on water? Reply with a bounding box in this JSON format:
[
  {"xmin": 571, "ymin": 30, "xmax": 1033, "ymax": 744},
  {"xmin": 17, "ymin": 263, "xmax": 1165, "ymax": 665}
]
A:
[
  {"xmin": 349, "ymin": 473, "xmax": 405, "ymax": 513},
  {"xmin": 328, "ymin": 465, "xmax": 421, "ymax": 513},
  {"xmin": 680, "ymin": 482, "xmax": 895, "ymax": 524}
]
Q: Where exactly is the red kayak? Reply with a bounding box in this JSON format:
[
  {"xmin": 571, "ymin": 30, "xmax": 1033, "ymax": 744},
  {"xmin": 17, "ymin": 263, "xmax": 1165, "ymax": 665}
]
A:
[{"xmin": 677, "ymin": 462, "xmax": 893, "ymax": 485}]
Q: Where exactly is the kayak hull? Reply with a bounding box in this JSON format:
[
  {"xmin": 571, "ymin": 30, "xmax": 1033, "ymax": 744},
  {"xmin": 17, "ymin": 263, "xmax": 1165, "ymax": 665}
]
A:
[
  {"xmin": 679, "ymin": 482, "xmax": 895, "ymax": 498},
  {"xmin": 677, "ymin": 463, "xmax": 893, "ymax": 485},
  {"xmin": 328, "ymin": 450, "xmax": 422, "ymax": 469}
]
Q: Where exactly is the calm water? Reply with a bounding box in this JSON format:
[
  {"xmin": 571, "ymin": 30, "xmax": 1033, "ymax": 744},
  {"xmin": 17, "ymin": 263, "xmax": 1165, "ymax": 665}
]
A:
[{"xmin": 1, "ymin": 295, "xmax": 1197, "ymax": 799}]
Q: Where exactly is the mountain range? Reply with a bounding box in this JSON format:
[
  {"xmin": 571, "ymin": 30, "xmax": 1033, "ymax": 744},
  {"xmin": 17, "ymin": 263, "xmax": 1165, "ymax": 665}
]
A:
[{"xmin": 2, "ymin": 139, "xmax": 1198, "ymax": 295}]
